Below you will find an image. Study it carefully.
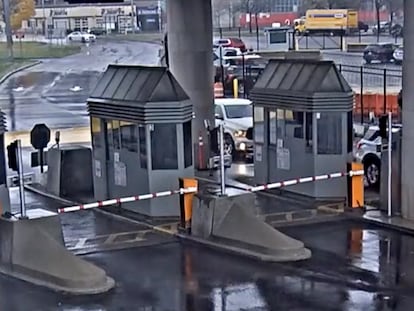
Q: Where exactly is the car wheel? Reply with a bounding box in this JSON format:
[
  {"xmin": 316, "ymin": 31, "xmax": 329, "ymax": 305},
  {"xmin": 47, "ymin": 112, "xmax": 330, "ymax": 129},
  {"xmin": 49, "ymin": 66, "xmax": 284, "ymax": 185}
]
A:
[
  {"xmin": 224, "ymin": 134, "xmax": 235, "ymax": 159},
  {"xmin": 81, "ymin": 37, "xmax": 86, "ymax": 43},
  {"xmin": 69, "ymin": 37, "xmax": 72, "ymax": 41},
  {"xmin": 364, "ymin": 158, "xmax": 381, "ymax": 188}
]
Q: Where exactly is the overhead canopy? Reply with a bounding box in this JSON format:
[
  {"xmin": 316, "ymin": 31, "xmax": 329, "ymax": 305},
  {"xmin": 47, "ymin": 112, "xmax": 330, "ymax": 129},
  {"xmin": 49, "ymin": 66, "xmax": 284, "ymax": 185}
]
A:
[
  {"xmin": 0, "ymin": 111, "xmax": 6, "ymax": 133},
  {"xmin": 88, "ymin": 65, "xmax": 192, "ymax": 123},
  {"xmin": 250, "ymin": 59, "xmax": 353, "ymax": 111}
]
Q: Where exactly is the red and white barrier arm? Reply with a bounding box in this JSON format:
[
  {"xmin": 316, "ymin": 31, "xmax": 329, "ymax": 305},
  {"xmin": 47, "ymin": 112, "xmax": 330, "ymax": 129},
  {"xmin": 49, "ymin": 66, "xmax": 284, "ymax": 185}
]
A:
[
  {"xmin": 57, "ymin": 187, "xmax": 198, "ymax": 214},
  {"xmin": 246, "ymin": 170, "xmax": 364, "ymax": 193}
]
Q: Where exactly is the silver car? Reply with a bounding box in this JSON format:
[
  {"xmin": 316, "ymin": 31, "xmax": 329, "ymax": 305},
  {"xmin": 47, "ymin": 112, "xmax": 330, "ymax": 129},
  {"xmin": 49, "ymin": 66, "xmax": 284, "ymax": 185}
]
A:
[{"xmin": 354, "ymin": 125, "xmax": 401, "ymax": 187}]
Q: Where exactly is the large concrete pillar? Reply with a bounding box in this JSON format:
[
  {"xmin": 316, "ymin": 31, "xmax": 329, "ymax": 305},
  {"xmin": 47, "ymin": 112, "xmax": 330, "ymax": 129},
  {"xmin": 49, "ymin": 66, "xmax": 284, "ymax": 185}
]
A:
[
  {"xmin": 401, "ymin": 0, "xmax": 414, "ymax": 219},
  {"xmin": 167, "ymin": 0, "xmax": 215, "ymax": 164}
]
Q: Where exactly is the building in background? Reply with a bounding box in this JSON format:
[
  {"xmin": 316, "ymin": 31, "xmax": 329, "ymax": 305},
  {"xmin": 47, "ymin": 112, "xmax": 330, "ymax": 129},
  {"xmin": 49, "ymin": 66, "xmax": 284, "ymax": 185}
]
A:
[{"xmin": 25, "ymin": 0, "xmax": 162, "ymax": 35}]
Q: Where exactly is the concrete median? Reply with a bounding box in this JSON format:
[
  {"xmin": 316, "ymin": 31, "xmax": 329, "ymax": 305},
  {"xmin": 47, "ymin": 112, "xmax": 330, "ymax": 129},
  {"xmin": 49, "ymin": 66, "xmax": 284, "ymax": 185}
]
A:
[
  {"xmin": 191, "ymin": 193, "xmax": 311, "ymax": 262},
  {"xmin": 0, "ymin": 210, "xmax": 114, "ymax": 295}
]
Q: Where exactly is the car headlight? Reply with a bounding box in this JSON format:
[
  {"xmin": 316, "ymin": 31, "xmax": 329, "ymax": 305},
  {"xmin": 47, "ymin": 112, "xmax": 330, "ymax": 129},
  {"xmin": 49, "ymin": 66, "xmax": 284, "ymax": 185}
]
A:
[{"xmin": 234, "ymin": 130, "xmax": 246, "ymax": 137}]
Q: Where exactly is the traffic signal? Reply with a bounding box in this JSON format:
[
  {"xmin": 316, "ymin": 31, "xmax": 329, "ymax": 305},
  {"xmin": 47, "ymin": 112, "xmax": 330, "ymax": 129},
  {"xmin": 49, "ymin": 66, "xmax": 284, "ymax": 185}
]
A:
[
  {"xmin": 7, "ymin": 141, "xmax": 18, "ymax": 172},
  {"xmin": 379, "ymin": 115, "xmax": 388, "ymax": 139}
]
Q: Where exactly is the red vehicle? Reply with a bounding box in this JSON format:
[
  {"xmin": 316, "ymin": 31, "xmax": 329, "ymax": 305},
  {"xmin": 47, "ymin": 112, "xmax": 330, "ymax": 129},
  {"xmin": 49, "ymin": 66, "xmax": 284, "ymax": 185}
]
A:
[{"xmin": 213, "ymin": 37, "xmax": 247, "ymax": 52}]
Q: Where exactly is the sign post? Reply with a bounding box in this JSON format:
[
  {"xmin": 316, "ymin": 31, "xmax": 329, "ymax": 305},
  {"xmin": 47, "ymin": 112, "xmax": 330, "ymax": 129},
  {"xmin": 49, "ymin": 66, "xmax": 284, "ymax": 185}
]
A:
[
  {"xmin": 219, "ymin": 123, "xmax": 226, "ymax": 196},
  {"xmin": 30, "ymin": 124, "xmax": 51, "ymax": 173},
  {"xmin": 16, "ymin": 139, "xmax": 26, "ymax": 218}
]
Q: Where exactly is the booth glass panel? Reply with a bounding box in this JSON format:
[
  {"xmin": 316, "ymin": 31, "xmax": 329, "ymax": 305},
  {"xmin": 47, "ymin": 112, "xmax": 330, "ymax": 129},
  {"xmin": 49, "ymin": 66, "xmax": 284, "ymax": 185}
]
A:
[
  {"xmin": 269, "ymin": 110, "xmax": 277, "ymax": 145},
  {"xmin": 112, "ymin": 120, "xmax": 121, "ymax": 150},
  {"xmin": 254, "ymin": 107, "xmax": 264, "ymax": 143},
  {"xmin": 151, "ymin": 124, "xmax": 178, "ymax": 170},
  {"xmin": 120, "ymin": 121, "xmax": 138, "ymax": 153},
  {"xmin": 183, "ymin": 121, "xmax": 192, "ymax": 168},
  {"xmin": 286, "ymin": 110, "xmax": 304, "ymax": 139},
  {"xmin": 139, "ymin": 126, "xmax": 147, "ymax": 169},
  {"xmin": 269, "ymin": 31, "xmax": 287, "ymax": 44},
  {"xmin": 317, "ymin": 113, "xmax": 342, "ymax": 155},
  {"xmin": 276, "ymin": 109, "xmax": 285, "ymax": 140},
  {"xmin": 91, "ymin": 117, "xmax": 101, "ymax": 148},
  {"xmin": 305, "ymin": 112, "xmax": 313, "ymax": 153}
]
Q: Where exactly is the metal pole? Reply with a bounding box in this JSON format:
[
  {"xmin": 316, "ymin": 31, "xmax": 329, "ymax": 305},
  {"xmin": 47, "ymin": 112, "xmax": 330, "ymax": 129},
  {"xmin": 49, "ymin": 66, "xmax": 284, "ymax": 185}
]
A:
[
  {"xmin": 17, "ymin": 140, "xmax": 26, "ymax": 218},
  {"xmin": 130, "ymin": 0, "xmax": 135, "ymax": 30},
  {"xmin": 3, "ymin": 0, "xmax": 14, "ymax": 58},
  {"xmin": 255, "ymin": 13, "xmax": 259, "ymax": 51},
  {"xmin": 42, "ymin": 0, "xmax": 47, "ymax": 38},
  {"xmin": 383, "ymin": 68, "xmax": 387, "ymax": 113},
  {"xmin": 242, "ymin": 53, "xmax": 246, "ymax": 98},
  {"xmin": 387, "ymin": 111, "xmax": 392, "ymax": 217},
  {"xmin": 360, "ymin": 66, "xmax": 364, "ymax": 124},
  {"xmin": 219, "ymin": 123, "xmax": 226, "ymax": 195}
]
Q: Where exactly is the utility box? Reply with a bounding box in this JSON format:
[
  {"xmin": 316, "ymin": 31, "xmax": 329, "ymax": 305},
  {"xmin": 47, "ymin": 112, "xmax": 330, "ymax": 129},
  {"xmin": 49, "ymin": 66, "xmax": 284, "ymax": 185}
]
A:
[
  {"xmin": 250, "ymin": 59, "xmax": 354, "ymax": 200},
  {"xmin": 46, "ymin": 146, "xmax": 94, "ymax": 200},
  {"xmin": 264, "ymin": 26, "xmax": 291, "ymax": 51},
  {"xmin": 87, "ymin": 65, "xmax": 194, "ymax": 217}
]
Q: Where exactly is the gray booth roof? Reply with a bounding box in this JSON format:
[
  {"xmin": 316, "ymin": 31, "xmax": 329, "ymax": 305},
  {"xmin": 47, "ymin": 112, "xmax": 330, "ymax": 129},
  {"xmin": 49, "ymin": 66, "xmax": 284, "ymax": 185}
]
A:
[
  {"xmin": 87, "ymin": 65, "xmax": 192, "ymax": 123},
  {"xmin": 250, "ymin": 59, "xmax": 354, "ymax": 112}
]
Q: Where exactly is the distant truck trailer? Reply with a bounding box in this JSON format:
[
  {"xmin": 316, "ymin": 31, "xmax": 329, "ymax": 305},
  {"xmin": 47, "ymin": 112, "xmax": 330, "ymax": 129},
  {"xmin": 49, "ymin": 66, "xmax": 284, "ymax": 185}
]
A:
[{"xmin": 295, "ymin": 9, "xmax": 359, "ymax": 35}]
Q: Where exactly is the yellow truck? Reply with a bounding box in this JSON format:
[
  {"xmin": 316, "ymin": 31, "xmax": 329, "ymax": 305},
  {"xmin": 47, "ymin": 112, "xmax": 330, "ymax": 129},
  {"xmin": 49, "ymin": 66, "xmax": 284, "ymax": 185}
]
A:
[{"xmin": 295, "ymin": 9, "xmax": 358, "ymax": 35}]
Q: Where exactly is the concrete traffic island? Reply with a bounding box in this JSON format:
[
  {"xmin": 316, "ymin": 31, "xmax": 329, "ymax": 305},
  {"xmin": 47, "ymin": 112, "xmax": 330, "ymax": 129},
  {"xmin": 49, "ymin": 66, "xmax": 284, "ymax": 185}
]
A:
[
  {"xmin": 190, "ymin": 193, "xmax": 311, "ymax": 262},
  {"xmin": 0, "ymin": 209, "xmax": 114, "ymax": 295}
]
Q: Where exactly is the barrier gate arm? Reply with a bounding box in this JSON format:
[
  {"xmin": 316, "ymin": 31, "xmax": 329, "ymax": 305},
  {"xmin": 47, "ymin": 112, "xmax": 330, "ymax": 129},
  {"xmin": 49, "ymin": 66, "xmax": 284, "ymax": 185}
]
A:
[{"xmin": 57, "ymin": 169, "xmax": 364, "ymax": 214}]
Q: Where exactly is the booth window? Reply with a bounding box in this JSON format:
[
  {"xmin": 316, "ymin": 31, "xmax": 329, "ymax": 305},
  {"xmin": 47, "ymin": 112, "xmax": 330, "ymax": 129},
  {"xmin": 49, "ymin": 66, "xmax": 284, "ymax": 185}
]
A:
[
  {"xmin": 91, "ymin": 117, "xmax": 101, "ymax": 148},
  {"xmin": 120, "ymin": 121, "xmax": 138, "ymax": 153},
  {"xmin": 276, "ymin": 109, "xmax": 285, "ymax": 139},
  {"xmin": 254, "ymin": 107, "xmax": 264, "ymax": 143},
  {"xmin": 183, "ymin": 121, "xmax": 192, "ymax": 168},
  {"xmin": 106, "ymin": 120, "xmax": 113, "ymax": 152},
  {"xmin": 286, "ymin": 110, "xmax": 304, "ymax": 139},
  {"xmin": 269, "ymin": 110, "xmax": 277, "ymax": 145},
  {"xmin": 269, "ymin": 31, "xmax": 287, "ymax": 44},
  {"xmin": 139, "ymin": 126, "xmax": 147, "ymax": 169},
  {"xmin": 112, "ymin": 120, "xmax": 121, "ymax": 150},
  {"xmin": 317, "ymin": 113, "xmax": 342, "ymax": 155},
  {"xmin": 151, "ymin": 124, "xmax": 178, "ymax": 170},
  {"xmin": 305, "ymin": 112, "xmax": 313, "ymax": 152}
]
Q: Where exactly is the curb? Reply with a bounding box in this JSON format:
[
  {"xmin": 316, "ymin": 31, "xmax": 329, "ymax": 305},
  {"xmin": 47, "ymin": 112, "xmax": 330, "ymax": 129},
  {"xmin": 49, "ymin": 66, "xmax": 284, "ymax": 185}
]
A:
[
  {"xmin": 0, "ymin": 61, "xmax": 41, "ymax": 86},
  {"xmin": 24, "ymin": 184, "xmax": 78, "ymax": 206}
]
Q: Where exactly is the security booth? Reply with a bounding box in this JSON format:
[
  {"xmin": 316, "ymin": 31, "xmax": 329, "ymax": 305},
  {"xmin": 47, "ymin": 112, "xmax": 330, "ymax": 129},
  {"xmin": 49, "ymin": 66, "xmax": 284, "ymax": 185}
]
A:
[
  {"xmin": 0, "ymin": 110, "xmax": 10, "ymax": 214},
  {"xmin": 87, "ymin": 65, "xmax": 194, "ymax": 217},
  {"xmin": 250, "ymin": 59, "xmax": 354, "ymax": 200},
  {"xmin": 264, "ymin": 26, "xmax": 291, "ymax": 51}
]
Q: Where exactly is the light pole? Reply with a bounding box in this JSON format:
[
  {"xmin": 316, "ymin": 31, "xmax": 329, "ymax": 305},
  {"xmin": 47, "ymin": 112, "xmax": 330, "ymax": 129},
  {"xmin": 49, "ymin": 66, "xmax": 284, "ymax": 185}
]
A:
[
  {"xmin": 3, "ymin": 0, "xmax": 13, "ymax": 58},
  {"xmin": 42, "ymin": 0, "xmax": 47, "ymax": 38},
  {"xmin": 130, "ymin": 0, "xmax": 135, "ymax": 30}
]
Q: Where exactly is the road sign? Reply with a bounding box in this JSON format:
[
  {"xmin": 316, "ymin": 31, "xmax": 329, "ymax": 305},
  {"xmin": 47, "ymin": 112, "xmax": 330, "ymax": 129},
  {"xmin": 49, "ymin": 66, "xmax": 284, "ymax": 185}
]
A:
[{"xmin": 30, "ymin": 123, "xmax": 51, "ymax": 150}]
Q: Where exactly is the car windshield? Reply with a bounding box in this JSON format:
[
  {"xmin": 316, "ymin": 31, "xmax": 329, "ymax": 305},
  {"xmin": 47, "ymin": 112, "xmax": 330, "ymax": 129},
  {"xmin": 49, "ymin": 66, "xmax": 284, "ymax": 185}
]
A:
[
  {"xmin": 224, "ymin": 104, "xmax": 252, "ymax": 118},
  {"xmin": 363, "ymin": 129, "xmax": 379, "ymax": 141}
]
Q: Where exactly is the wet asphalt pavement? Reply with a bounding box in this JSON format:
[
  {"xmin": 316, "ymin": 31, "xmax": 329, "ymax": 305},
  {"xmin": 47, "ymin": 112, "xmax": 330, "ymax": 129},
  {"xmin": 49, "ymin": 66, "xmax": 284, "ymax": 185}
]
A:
[
  {"xmin": 0, "ymin": 40, "xmax": 159, "ymax": 132},
  {"xmin": 0, "ymin": 38, "xmax": 410, "ymax": 310}
]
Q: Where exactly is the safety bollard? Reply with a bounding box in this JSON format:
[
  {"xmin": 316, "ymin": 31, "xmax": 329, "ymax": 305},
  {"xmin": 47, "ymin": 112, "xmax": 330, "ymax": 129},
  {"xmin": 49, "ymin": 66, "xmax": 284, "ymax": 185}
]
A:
[
  {"xmin": 233, "ymin": 78, "xmax": 239, "ymax": 98},
  {"xmin": 178, "ymin": 178, "xmax": 198, "ymax": 233},
  {"xmin": 348, "ymin": 162, "xmax": 364, "ymax": 208}
]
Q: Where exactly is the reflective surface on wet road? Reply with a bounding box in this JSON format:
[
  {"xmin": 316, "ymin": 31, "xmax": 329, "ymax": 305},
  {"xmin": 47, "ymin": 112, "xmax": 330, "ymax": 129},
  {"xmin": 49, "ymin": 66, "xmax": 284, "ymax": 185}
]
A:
[
  {"xmin": 0, "ymin": 41, "xmax": 159, "ymax": 132},
  {"xmin": 5, "ymin": 186, "xmax": 414, "ymax": 311}
]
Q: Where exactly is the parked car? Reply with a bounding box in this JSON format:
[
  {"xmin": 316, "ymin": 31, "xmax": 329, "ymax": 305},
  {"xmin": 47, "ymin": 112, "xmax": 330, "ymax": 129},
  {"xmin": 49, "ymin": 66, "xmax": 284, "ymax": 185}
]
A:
[
  {"xmin": 393, "ymin": 46, "xmax": 403, "ymax": 64},
  {"xmin": 67, "ymin": 31, "xmax": 96, "ymax": 43},
  {"xmin": 89, "ymin": 28, "xmax": 107, "ymax": 36},
  {"xmin": 372, "ymin": 21, "xmax": 390, "ymax": 34},
  {"xmin": 363, "ymin": 43, "xmax": 396, "ymax": 64},
  {"xmin": 354, "ymin": 125, "xmax": 402, "ymax": 188},
  {"xmin": 213, "ymin": 38, "xmax": 247, "ymax": 52},
  {"xmin": 358, "ymin": 21, "xmax": 369, "ymax": 32},
  {"xmin": 214, "ymin": 98, "xmax": 253, "ymax": 159}
]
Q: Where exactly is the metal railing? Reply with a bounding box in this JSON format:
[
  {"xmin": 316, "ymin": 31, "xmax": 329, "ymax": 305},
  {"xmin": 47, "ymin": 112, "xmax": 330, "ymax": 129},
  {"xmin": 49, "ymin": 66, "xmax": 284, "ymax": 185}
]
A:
[{"xmin": 337, "ymin": 64, "xmax": 402, "ymax": 123}]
